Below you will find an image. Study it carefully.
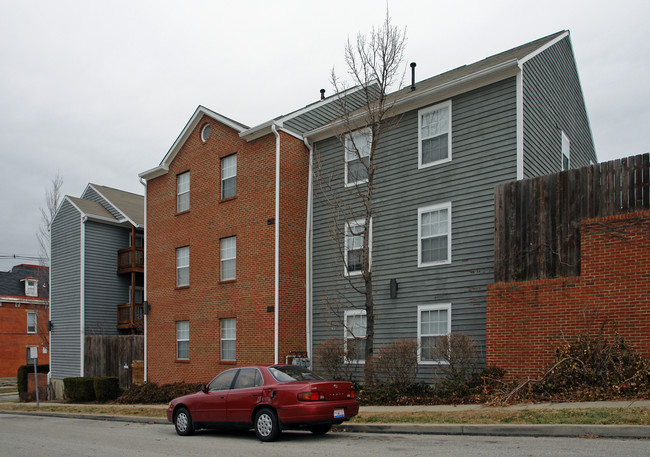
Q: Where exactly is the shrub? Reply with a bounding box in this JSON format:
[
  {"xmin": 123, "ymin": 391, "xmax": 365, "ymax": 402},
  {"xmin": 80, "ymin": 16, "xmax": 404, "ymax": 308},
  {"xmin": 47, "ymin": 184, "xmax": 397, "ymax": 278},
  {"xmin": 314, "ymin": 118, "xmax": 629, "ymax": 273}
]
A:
[
  {"xmin": 431, "ymin": 333, "xmax": 481, "ymax": 396},
  {"xmin": 375, "ymin": 339, "xmax": 419, "ymax": 385},
  {"xmin": 117, "ymin": 381, "xmax": 202, "ymax": 404},
  {"xmin": 17, "ymin": 364, "xmax": 49, "ymax": 396},
  {"xmin": 313, "ymin": 338, "xmax": 357, "ymax": 381},
  {"xmin": 64, "ymin": 377, "xmax": 96, "ymax": 402},
  {"xmin": 93, "ymin": 377, "xmax": 121, "ymax": 402}
]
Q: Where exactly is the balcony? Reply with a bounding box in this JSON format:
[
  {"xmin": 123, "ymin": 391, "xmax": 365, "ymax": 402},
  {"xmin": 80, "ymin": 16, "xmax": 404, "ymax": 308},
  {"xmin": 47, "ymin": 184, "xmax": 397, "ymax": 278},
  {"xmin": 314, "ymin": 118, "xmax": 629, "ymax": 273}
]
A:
[
  {"xmin": 117, "ymin": 303, "xmax": 144, "ymax": 331},
  {"xmin": 117, "ymin": 247, "xmax": 144, "ymax": 274}
]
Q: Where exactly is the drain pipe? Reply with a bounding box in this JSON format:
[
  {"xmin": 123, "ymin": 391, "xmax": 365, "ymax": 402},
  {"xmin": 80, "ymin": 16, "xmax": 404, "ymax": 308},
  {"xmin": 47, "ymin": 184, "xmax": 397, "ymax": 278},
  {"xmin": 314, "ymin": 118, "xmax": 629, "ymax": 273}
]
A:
[
  {"xmin": 303, "ymin": 137, "xmax": 313, "ymax": 362},
  {"xmin": 271, "ymin": 123, "xmax": 280, "ymax": 364},
  {"xmin": 139, "ymin": 177, "xmax": 148, "ymax": 382}
]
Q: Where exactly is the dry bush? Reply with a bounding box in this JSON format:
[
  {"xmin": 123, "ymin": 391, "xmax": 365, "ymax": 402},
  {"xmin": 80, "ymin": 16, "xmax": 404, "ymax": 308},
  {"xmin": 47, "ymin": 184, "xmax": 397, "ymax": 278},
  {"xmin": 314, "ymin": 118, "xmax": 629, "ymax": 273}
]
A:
[
  {"xmin": 313, "ymin": 338, "xmax": 357, "ymax": 381},
  {"xmin": 375, "ymin": 339, "xmax": 419, "ymax": 385},
  {"xmin": 432, "ymin": 333, "xmax": 481, "ymax": 393}
]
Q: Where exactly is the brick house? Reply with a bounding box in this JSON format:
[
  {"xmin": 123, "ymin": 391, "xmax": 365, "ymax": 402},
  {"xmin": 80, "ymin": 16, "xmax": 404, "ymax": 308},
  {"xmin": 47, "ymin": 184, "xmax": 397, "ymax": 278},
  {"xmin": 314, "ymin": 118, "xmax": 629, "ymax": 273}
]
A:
[{"xmin": 0, "ymin": 264, "xmax": 50, "ymax": 377}]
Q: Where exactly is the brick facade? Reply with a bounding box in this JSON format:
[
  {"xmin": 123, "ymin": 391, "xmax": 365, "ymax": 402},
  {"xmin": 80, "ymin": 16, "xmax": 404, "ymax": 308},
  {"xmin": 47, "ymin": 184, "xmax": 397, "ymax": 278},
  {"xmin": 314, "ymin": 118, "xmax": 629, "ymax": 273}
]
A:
[
  {"xmin": 0, "ymin": 301, "xmax": 50, "ymax": 377},
  {"xmin": 145, "ymin": 114, "xmax": 308, "ymax": 384},
  {"xmin": 486, "ymin": 210, "xmax": 650, "ymax": 380}
]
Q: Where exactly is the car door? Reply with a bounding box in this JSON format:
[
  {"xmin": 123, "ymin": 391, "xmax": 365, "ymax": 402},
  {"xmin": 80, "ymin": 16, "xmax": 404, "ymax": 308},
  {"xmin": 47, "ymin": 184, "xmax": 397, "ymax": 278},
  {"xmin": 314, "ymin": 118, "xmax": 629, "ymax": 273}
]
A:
[
  {"xmin": 192, "ymin": 369, "xmax": 238, "ymax": 423},
  {"xmin": 226, "ymin": 368, "xmax": 264, "ymax": 424}
]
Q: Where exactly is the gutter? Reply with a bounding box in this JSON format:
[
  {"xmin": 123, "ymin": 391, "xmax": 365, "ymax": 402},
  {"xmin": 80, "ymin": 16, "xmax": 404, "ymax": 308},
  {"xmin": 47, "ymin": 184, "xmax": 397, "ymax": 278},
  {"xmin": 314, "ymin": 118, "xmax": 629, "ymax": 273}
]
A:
[{"xmin": 271, "ymin": 123, "xmax": 280, "ymax": 364}]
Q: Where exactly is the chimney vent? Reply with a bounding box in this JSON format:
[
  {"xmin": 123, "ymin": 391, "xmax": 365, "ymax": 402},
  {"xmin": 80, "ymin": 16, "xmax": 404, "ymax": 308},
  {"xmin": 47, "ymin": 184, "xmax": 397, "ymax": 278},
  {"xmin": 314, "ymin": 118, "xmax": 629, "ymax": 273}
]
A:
[
  {"xmin": 320, "ymin": 89, "xmax": 326, "ymax": 100},
  {"xmin": 410, "ymin": 62, "xmax": 417, "ymax": 91}
]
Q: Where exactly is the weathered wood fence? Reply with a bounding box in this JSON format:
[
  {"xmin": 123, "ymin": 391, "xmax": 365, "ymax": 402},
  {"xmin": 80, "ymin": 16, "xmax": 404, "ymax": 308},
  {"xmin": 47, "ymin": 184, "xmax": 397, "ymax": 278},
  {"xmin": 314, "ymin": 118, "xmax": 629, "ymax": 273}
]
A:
[
  {"xmin": 84, "ymin": 335, "xmax": 144, "ymax": 388},
  {"xmin": 494, "ymin": 153, "xmax": 649, "ymax": 282}
]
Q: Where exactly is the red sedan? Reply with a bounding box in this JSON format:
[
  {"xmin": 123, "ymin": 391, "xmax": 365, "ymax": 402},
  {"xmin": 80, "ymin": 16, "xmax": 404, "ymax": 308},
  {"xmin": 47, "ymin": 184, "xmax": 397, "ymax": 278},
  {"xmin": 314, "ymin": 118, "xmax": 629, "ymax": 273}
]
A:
[{"xmin": 167, "ymin": 365, "xmax": 359, "ymax": 441}]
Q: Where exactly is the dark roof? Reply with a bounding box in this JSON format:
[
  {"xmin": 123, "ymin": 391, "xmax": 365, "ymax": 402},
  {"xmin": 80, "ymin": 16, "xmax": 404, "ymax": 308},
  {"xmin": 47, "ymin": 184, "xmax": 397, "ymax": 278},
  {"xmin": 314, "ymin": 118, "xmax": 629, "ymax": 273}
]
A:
[
  {"xmin": 88, "ymin": 184, "xmax": 144, "ymax": 226},
  {"xmin": 0, "ymin": 264, "xmax": 49, "ymax": 299}
]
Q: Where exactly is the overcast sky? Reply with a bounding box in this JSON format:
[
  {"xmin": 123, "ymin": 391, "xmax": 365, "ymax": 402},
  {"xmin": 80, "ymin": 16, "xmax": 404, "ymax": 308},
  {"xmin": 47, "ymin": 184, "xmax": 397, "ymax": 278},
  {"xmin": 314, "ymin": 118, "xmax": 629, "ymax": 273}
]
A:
[{"xmin": 1, "ymin": 0, "xmax": 648, "ymax": 271}]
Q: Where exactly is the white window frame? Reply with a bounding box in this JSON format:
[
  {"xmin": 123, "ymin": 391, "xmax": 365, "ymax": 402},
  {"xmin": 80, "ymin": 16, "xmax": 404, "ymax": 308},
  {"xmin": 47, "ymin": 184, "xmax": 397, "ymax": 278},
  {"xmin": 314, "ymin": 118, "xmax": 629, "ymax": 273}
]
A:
[
  {"xmin": 176, "ymin": 320, "xmax": 189, "ymax": 360},
  {"xmin": 177, "ymin": 171, "xmax": 190, "ymax": 212},
  {"xmin": 561, "ymin": 131, "xmax": 570, "ymax": 171},
  {"xmin": 418, "ymin": 100, "xmax": 452, "ymax": 169},
  {"xmin": 221, "ymin": 154, "xmax": 237, "ymax": 199},
  {"xmin": 418, "ymin": 202, "xmax": 452, "ymax": 267},
  {"xmin": 220, "ymin": 318, "xmax": 236, "ymax": 361},
  {"xmin": 200, "ymin": 123, "xmax": 211, "ymax": 142},
  {"xmin": 220, "ymin": 236, "xmax": 236, "ymax": 281},
  {"xmin": 344, "ymin": 309, "xmax": 367, "ymax": 364},
  {"xmin": 344, "ymin": 127, "xmax": 372, "ymax": 187},
  {"xmin": 417, "ymin": 303, "xmax": 452, "ymax": 365},
  {"xmin": 176, "ymin": 246, "xmax": 190, "ymax": 287},
  {"xmin": 25, "ymin": 279, "xmax": 38, "ymax": 297},
  {"xmin": 344, "ymin": 218, "xmax": 372, "ymax": 277},
  {"xmin": 27, "ymin": 311, "xmax": 37, "ymax": 334}
]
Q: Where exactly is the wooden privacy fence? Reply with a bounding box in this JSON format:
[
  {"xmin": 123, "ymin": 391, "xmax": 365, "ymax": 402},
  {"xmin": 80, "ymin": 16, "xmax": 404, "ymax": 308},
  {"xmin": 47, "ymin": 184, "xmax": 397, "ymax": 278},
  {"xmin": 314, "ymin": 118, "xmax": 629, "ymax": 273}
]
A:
[
  {"xmin": 494, "ymin": 153, "xmax": 649, "ymax": 282},
  {"xmin": 85, "ymin": 335, "xmax": 144, "ymax": 388}
]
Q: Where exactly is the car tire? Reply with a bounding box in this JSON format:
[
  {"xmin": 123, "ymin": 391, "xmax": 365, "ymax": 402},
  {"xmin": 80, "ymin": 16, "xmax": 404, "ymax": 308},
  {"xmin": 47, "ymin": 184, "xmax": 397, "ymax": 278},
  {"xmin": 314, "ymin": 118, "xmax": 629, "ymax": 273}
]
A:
[
  {"xmin": 308, "ymin": 424, "xmax": 332, "ymax": 435},
  {"xmin": 174, "ymin": 407, "xmax": 195, "ymax": 436},
  {"xmin": 254, "ymin": 407, "xmax": 280, "ymax": 442}
]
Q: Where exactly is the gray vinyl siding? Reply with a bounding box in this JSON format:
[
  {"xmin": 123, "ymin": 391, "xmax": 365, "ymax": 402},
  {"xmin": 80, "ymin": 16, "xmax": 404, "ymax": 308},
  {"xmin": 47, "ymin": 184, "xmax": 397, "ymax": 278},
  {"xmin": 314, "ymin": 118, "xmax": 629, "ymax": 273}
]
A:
[
  {"xmin": 312, "ymin": 78, "xmax": 518, "ymax": 380},
  {"xmin": 522, "ymin": 36, "xmax": 596, "ymax": 177},
  {"xmin": 82, "ymin": 186, "xmax": 122, "ymax": 220},
  {"xmin": 50, "ymin": 199, "xmax": 82, "ymax": 379},
  {"xmin": 83, "ymin": 221, "xmax": 131, "ymax": 336}
]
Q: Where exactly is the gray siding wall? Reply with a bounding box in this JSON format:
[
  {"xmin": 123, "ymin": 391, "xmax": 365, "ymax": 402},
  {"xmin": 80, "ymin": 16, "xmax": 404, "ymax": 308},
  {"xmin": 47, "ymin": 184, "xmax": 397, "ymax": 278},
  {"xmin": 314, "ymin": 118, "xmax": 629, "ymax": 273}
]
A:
[
  {"xmin": 82, "ymin": 186, "xmax": 122, "ymax": 220},
  {"xmin": 311, "ymin": 77, "xmax": 518, "ymax": 379},
  {"xmin": 84, "ymin": 221, "xmax": 131, "ymax": 336},
  {"xmin": 522, "ymin": 36, "xmax": 596, "ymax": 177},
  {"xmin": 50, "ymin": 199, "xmax": 82, "ymax": 379}
]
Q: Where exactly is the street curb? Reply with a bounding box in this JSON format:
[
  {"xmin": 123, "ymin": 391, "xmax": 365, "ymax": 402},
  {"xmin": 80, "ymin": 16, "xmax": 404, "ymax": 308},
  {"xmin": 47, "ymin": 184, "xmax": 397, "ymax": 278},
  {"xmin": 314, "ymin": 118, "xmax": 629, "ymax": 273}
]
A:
[{"xmin": 3, "ymin": 410, "xmax": 650, "ymax": 439}]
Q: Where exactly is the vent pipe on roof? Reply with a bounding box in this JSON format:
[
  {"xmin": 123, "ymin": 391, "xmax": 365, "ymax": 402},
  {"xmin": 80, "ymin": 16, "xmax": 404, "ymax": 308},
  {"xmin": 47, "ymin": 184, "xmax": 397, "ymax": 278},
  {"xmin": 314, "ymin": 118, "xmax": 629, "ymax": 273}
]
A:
[
  {"xmin": 320, "ymin": 89, "xmax": 326, "ymax": 100},
  {"xmin": 410, "ymin": 62, "xmax": 417, "ymax": 91}
]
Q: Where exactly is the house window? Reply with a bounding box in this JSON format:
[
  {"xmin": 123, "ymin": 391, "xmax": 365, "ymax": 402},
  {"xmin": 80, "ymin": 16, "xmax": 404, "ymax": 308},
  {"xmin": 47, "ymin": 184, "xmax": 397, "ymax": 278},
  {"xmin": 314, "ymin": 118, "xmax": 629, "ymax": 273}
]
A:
[
  {"xmin": 220, "ymin": 237, "xmax": 236, "ymax": 281},
  {"xmin": 344, "ymin": 309, "xmax": 366, "ymax": 363},
  {"xmin": 221, "ymin": 154, "xmax": 237, "ymax": 199},
  {"xmin": 27, "ymin": 312, "xmax": 37, "ymax": 334},
  {"xmin": 176, "ymin": 246, "xmax": 190, "ymax": 287},
  {"xmin": 220, "ymin": 318, "xmax": 236, "ymax": 361},
  {"xmin": 419, "ymin": 101, "xmax": 451, "ymax": 168},
  {"xmin": 344, "ymin": 128, "xmax": 372, "ymax": 186},
  {"xmin": 418, "ymin": 202, "xmax": 452, "ymax": 267},
  {"xmin": 176, "ymin": 321, "xmax": 189, "ymax": 360},
  {"xmin": 177, "ymin": 171, "xmax": 190, "ymax": 212},
  {"xmin": 418, "ymin": 304, "xmax": 451, "ymax": 364},
  {"xmin": 345, "ymin": 219, "xmax": 371, "ymax": 276},
  {"xmin": 201, "ymin": 123, "xmax": 211, "ymax": 142},
  {"xmin": 25, "ymin": 279, "xmax": 38, "ymax": 297},
  {"xmin": 561, "ymin": 131, "xmax": 570, "ymax": 171}
]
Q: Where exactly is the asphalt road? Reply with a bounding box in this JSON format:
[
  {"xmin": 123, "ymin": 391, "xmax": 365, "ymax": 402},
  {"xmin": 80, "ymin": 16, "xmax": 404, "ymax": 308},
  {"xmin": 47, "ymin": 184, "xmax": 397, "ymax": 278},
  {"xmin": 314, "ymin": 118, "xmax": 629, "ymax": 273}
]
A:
[{"xmin": 1, "ymin": 413, "xmax": 649, "ymax": 457}]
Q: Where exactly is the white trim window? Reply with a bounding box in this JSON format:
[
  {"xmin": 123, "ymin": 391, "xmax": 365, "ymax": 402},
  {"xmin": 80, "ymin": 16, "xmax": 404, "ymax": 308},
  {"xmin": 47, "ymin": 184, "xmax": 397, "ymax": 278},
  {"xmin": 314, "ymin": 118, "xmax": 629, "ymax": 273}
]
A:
[
  {"xmin": 344, "ymin": 128, "xmax": 372, "ymax": 186},
  {"xmin": 561, "ymin": 131, "xmax": 570, "ymax": 171},
  {"xmin": 201, "ymin": 123, "xmax": 211, "ymax": 142},
  {"xmin": 344, "ymin": 219, "xmax": 371, "ymax": 276},
  {"xmin": 344, "ymin": 309, "xmax": 366, "ymax": 363},
  {"xmin": 418, "ymin": 304, "xmax": 451, "ymax": 364},
  {"xmin": 220, "ymin": 318, "xmax": 236, "ymax": 361},
  {"xmin": 221, "ymin": 154, "xmax": 237, "ymax": 199},
  {"xmin": 27, "ymin": 312, "xmax": 37, "ymax": 334},
  {"xmin": 25, "ymin": 279, "xmax": 38, "ymax": 297},
  {"xmin": 177, "ymin": 171, "xmax": 190, "ymax": 212},
  {"xmin": 176, "ymin": 321, "xmax": 189, "ymax": 360},
  {"xmin": 418, "ymin": 101, "xmax": 452, "ymax": 168},
  {"xmin": 220, "ymin": 236, "xmax": 236, "ymax": 281},
  {"xmin": 176, "ymin": 246, "xmax": 190, "ymax": 287},
  {"xmin": 418, "ymin": 203, "xmax": 452, "ymax": 267}
]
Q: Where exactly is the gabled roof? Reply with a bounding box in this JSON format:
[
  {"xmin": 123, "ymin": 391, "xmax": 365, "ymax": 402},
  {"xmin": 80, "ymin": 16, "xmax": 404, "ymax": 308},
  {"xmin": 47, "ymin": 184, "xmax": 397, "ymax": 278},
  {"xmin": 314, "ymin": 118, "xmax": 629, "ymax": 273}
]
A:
[
  {"xmin": 87, "ymin": 184, "xmax": 144, "ymax": 227},
  {"xmin": 66, "ymin": 196, "xmax": 119, "ymax": 222}
]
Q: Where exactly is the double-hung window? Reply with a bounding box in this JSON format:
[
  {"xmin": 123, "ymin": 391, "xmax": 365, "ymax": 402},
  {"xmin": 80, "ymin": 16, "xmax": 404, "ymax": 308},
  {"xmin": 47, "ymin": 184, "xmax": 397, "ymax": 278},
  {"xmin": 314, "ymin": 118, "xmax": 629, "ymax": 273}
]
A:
[
  {"xmin": 221, "ymin": 154, "xmax": 237, "ymax": 199},
  {"xmin": 418, "ymin": 304, "xmax": 451, "ymax": 364},
  {"xmin": 27, "ymin": 312, "xmax": 37, "ymax": 334},
  {"xmin": 344, "ymin": 309, "xmax": 366, "ymax": 363},
  {"xmin": 177, "ymin": 171, "xmax": 190, "ymax": 212},
  {"xmin": 561, "ymin": 131, "xmax": 570, "ymax": 171},
  {"xmin": 345, "ymin": 128, "xmax": 372, "ymax": 186},
  {"xmin": 419, "ymin": 101, "xmax": 451, "ymax": 168},
  {"xmin": 176, "ymin": 246, "xmax": 190, "ymax": 287},
  {"xmin": 418, "ymin": 203, "xmax": 452, "ymax": 267},
  {"xmin": 220, "ymin": 236, "xmax": 236, "ymax": 281},
  {"xmin": 176, "ymin": 321, "xmax": 189, "ymax": 360},
  {"xmin": 344, "ymin": 219, "xmax": 371, "ymax": 276},
  {"xmin": 220, "ymin": 318, "xmax": 236, "ymax": 361}
]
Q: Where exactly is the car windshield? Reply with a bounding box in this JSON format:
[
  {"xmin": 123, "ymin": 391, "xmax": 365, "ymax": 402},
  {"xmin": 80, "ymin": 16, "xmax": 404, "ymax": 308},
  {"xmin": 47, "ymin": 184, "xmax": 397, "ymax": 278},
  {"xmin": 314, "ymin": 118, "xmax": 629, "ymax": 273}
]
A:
[{"xmin": 268, "ymin": 366, "xmax": 324, "ymax": 382}]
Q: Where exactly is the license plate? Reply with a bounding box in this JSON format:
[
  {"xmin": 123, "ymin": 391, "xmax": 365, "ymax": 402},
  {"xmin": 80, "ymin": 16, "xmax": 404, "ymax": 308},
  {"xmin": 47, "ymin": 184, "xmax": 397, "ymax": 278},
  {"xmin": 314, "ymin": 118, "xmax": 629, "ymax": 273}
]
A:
[{"xmin": 333, "ymin": 408, "xmax": 345, "ymax": 418}]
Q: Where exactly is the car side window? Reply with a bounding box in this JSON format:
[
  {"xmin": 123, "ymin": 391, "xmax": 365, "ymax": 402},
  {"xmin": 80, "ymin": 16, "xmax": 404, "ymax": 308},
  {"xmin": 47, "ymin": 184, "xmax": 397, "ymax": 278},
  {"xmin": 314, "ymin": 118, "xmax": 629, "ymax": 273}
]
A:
[
  {"xmin": 208, "ymin": 369, "xmax": 238, "ymax": 391},
  {"xmin": 233, "ymin": 368, "xmax": 263, "ymax": 389}
]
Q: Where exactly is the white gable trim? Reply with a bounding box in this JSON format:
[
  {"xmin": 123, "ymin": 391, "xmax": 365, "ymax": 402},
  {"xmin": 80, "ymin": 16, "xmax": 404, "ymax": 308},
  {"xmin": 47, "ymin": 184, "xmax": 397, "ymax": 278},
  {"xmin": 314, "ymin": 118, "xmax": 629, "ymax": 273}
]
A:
[{"xmin": 518, "ymin": 31, "xmax": 569, "ymax": 67}]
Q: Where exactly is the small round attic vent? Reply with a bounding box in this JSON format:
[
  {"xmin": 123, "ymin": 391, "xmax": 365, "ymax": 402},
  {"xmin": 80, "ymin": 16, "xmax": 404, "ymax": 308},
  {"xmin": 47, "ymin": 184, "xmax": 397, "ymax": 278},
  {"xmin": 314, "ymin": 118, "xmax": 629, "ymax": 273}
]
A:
[{"xmin": 201, "ymin": 123, "xmax": 211, "ymax": 142}]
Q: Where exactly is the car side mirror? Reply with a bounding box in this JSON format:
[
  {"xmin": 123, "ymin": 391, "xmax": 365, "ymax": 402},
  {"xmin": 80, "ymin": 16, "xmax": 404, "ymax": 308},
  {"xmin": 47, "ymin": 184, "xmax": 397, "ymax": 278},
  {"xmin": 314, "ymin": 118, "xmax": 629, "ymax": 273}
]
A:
[{"xmin": 201, "ymin": 384, "xmax": 208, "ymax": 394}]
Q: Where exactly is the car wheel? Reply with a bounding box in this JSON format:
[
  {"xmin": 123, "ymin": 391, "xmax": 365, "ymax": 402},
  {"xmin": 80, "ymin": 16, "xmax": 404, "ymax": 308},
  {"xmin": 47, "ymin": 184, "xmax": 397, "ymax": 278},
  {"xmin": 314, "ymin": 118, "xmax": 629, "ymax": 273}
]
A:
[
  {"xmin": 174, "ymin": 407, "xmax": 194, "ymax": 436},
  {"xmin": 308, "ymin": 424, "xmax": 332, "ymax": 435},
  {"xmin": 254, "ymin": 407, "xmax": 280, "ymax": 442}
]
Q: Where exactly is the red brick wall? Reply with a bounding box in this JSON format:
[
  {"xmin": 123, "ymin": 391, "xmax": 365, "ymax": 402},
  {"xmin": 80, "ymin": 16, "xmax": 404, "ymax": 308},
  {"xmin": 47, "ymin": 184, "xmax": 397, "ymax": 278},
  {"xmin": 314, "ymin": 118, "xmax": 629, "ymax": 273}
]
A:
[
  {"xmin": 146, "ymin": 118, "xmax": 308, "ymax": 384},
  {"xmin": 0, "ymin": 302, "xmax": 50, "ymax": 377},
  {"xmin": 486, "ymin": 210, "xmax": 650, "ymax": 380}
]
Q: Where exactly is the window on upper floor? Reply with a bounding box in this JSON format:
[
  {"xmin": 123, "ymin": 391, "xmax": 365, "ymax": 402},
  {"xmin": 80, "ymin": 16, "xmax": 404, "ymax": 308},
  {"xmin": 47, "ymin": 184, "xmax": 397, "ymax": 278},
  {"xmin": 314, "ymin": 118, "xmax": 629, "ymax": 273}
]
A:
[
  {"xmin": 221, "ymin": 154, "xmax": 237, "ymax": 199},
  {"xmin": 176, "ymin": 320, "xmax": 189, "ymax": 360},
  {"xmin": 220, "ymin": 236, "xmax": 236, "ymax": 281},
  {"xmin": 344, "ymin": 218, "xmax": 371, "ymax": 276},
  {"xmin": 201, "ymin": 123, "xmax": 211, "ymax": 143},
  {"xmin": 344, "ymin": 309, "xmax": 366, "ymax": 363},
  {"xmin": 177, "ymin": 171, "xmax": 190, "ymax": 212},
  {"xmin": 418, "ymin": 303, "xmax": 451, "ymax": 364},
  {"xmin": 561, "ymin": 131, "xmax": 570, "ymax": 171},
  {"xmin": 419, "ymin": 101, "xmax": 452, "ymax": 168},
  {"xmin": 344, "ymin": 128, "xmax": 372, "ymax": 186},
  {"xmin": 25, "ymin": 279, "xmax": 38, "ymax": 297},
  {"xmin": 418, "ymin": 202, "xmax": 452, "ymax": 267},
  {"xmin": 27, "ymin": 312, "xmax": 37, "ymax": 334},
  {"xmin": 176, "ymin": 246, "xmax": 189, "ymax": 287},
  {"xmin": 220, "ymin": 318, "xmax": 236, "ymax": 361}
]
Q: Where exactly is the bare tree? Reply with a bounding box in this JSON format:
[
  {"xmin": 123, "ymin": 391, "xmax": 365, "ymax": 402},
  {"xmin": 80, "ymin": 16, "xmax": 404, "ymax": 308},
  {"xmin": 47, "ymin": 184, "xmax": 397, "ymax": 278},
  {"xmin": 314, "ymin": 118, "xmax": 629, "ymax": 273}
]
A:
[
  {"xmin": 37, "ymin": 171, "xmax": 63, "ymax": 265},
  {"xmin": 315, "ymin": 11, "xmax": 407, "ymax": 381}
]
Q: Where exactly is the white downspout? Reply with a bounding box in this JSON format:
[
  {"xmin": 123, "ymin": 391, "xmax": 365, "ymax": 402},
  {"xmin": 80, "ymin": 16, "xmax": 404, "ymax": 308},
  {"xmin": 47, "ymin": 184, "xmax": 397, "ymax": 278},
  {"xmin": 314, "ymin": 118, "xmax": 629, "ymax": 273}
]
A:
[
  {"xmin": 271, "ymin": 123, "xmax": 280, "ymax": 364},
  {"xmin": 139, "ymin": 177, "xmax": 148, "ymax": 382},
  {"xmin": 303, "ymin": 137, "xmax": 313, "ymax": 360},
  {"xmin": 80, "ymin": 215, "xmax": 86, "ymax": 376}
]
